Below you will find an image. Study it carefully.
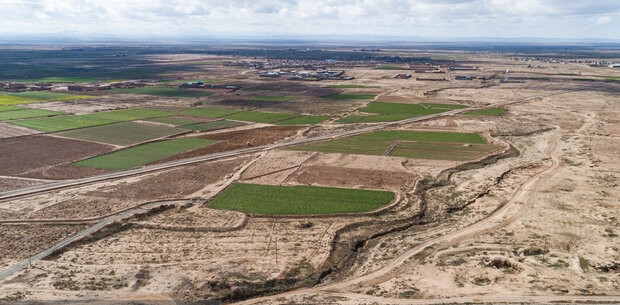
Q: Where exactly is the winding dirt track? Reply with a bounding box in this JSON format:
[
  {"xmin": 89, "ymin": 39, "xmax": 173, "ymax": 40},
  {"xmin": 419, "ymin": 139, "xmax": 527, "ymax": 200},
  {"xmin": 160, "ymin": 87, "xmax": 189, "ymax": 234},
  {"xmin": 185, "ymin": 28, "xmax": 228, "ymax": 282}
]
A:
[{"xmin": 233, "ymin": 130, "xmax": 609, "ymax": 304}]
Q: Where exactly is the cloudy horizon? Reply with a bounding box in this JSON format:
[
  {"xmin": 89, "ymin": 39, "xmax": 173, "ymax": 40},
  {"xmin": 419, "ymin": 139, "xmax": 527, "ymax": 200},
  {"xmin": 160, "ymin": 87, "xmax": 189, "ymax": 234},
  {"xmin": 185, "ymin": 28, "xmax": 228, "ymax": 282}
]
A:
[{"xmin": 1, "ymin": 0, "xmax": 619, "ymax": 41}]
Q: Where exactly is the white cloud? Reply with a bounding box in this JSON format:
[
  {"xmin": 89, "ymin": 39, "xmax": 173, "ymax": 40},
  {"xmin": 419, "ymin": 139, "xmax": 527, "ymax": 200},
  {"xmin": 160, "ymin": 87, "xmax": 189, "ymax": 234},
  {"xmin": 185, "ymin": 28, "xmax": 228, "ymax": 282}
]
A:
[{"xmin": 0, "ymin": 0, "xmax": 619, "ymax": 39}]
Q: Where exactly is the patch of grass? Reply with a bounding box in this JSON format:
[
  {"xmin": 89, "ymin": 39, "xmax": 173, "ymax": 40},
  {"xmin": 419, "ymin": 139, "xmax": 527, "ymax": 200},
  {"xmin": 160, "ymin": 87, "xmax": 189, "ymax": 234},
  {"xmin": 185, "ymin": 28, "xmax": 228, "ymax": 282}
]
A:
[
  {"xmin": 28, "ymin": 77, "xmax": 99, "ymax": 83},
  {"xmin": 54, "ymin": 121, "xmax": 187, "ymax": 146},
  {"xmin": 10, "ymin": 108, "xmax": 174, "ymax": 132},
  {"xmin": 292, "ymin": 136, "xmax": 393, "ymax": 155},
  {"xmin": 325, "ymin": 84, "xmax": 380, "ymax": 88},
  {"xmin": 463, "ymin": 108, "xmax": 506, "ymax": 116},
  {"xmin": 363, "ymin": 102, "xmax": 425, "ymax": 114},
  {"xmin": 337, "ymin": 102, "xmax": 461, "ymax": 123},
  {"xmin": 74, "ymin": 138, "xmax": 217, "ymax": 170},
  {"xmin": 182, "ymin": 107, "xmax": 244, "ymax": 118},
  {"xmin": 273, "ymin": 115, "xmax": 329, "ymax": 125},
  {"xmin": 0, "ymin": 108, "xmax": 63, "ymax": 121},
  {"xmin": 322, "ymin": 94, "xmax": 376, "ymax": 100},
  {"xmin": 224, "ymin": 111, "xmax": 298, "ymax": 123},
  {"xmin": 602, "ymin": 75, "xmax": 620, "ymax": 81},
  {"xmin": 338, "ymin": 109, "xmax": 448, "ymax": 123},
  {"xmin": 109, "ymin": 87, "xmax": 213, "ymax": 97},
  {"xmin": 182, "ymin": 120, "xmax": 246, "ymax": 131},
  {"xmin": 251, "ymin": 95, "xmax": 295, "ymax": 101},
  {"xmin": 374, "ymin": 64, "xmax": 401, "ymax": 70},
  {"xmin": 210, "ymin": 183, "xmax": 394, "ymax": 215}
]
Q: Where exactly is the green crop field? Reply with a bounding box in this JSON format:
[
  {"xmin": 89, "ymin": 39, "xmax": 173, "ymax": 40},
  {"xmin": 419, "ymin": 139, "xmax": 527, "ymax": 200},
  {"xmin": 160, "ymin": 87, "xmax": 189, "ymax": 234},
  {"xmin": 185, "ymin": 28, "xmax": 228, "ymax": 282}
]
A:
[
  {"xmin": 10, "ymin": 116, "xmax": 115, "ymax": 132},
  {"xmin": 110, "ymin": 87, "xmax": 213, "ymax": 97},
  {"xmin": 337, "ymin": 102, "xmax": 452, "ymax": 123},
  {"xmin": 463, "ymin": 108, "xmax": 506, "ymax": 116},
  {"xmin": 7, "ymin": 92, "xmax": 93, "ymax": 100},
  {"xmin": 0, "ymin": 108, "xmax": 63, "ymax": 121},
  {"xmin": 224, "ymin": 111, "xmax": 298, "ymax": 123},
  {"xmin": 251, "ymin": 95, "xmax": 295, "ymax": 101},
  {"xmin": 374, "ymin": 65, "xmax": 402, "ymax": 70},
  {"xmin": 322, "ymin": 94, "xmax": 376, "ymax": 100},
  {"xmin": 182, "ymin": 120, "xmax": 246, "ymax": 131},
  {"xmin": 10, "ymin": 108, "xmax": 174, "ymax": 132},
  {"xmin": 273, "ymin": 115, "xmax": 329, "ymax": 125},
  {"xmin": 83, "ymin": 108, "xmax": 174, "ymax": 122},
  {"xmin": 210, "ymin": 183, "xmax": 394, "ymax": 215},
  {"xmin": 359, "ymin": 130, "xmax": 486, "ymax": 143},
  {"xmin": 54, "ymin": 121, "xmax": 187, "ymax": 146},
  {"xmin": 74, "ymin": 138, "xmax": 217, "ymax": 170},
  {"xmin": 144, "ymin": 116, "xmax": 199, "ymax": 126},
  {"xmin": 182, "ymin": 107, "xmax": 244, "ymax": 118},
  {"xmin": 389, "ymin": 142, "xmax": 502, "ymax": 161},
  {"xmin": 0, "ymin": 105, "xmax": 26, "ymax": 112},
  {"xmin": 292, "ymin": 130, "xmax": 492, "ymax": 161},
  {"xmin": 325, "ymin": 84, "xmax": 380, "ymax": 88}
]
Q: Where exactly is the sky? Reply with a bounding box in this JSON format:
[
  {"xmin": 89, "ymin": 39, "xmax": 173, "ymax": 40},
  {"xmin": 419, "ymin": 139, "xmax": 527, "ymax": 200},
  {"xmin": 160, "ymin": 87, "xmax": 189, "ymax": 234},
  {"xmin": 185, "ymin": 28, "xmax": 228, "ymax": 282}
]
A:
[{"xmin": 1, "ymin": 0, "xmax": 619, "ymax": 41}]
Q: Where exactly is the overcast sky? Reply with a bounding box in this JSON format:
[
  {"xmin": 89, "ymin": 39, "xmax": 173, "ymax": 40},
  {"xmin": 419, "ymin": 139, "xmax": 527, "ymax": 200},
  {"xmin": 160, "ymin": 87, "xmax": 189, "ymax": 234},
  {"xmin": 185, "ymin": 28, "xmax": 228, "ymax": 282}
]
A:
[{"xmin": 1, "ymin": 0, "xmax": 619, "ymax": 40}]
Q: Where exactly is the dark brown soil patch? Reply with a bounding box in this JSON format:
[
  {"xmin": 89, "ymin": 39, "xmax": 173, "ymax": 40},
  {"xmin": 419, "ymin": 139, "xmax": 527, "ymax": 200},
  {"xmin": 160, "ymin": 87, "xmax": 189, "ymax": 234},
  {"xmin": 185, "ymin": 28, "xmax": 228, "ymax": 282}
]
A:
[
  {"xmin": 0, "ymin": 135, "xmax": 114, "ymax": 179},
  {"xmin": 153, "ymin": 126, "xmax": 303, "ymax": 163},
  {"xmin": 290, "ymin": 166, "xmax": 415, "ymax": 190}
]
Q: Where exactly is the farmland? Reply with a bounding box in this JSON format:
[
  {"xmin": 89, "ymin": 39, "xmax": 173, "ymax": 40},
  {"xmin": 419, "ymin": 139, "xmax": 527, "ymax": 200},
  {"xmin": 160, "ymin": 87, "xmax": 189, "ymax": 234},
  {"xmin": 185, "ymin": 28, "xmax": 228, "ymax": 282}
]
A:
[
  {"xmin": 10, "ymin": 108, "xmax": 174, "ymax": 132},
  {"xmin": 326, "ymin": 84, "xmax": 380, "ymax": 88},
  {"xmin": 322, "ymin": 93, "xmax": 376, "ymax": 100},
  {"xmin": 224, "ymin": 111, "xmax": 298, "ymax": 123},
  {"xmin": 0, "ymin": 108, "xmax": 63, "ymax": 121},
  {"xmin": 181, "ymin": 107, "xmax": 244, "ymax": 118},
  {"xmin": 337, "ymin": 102, "xmax": 458, "ymax": 123},
  {"xmin": 74, "ymin": 138, "xmax": 217, "ymax": 170},
  {"xmin": 54, "ymin": 121, "xmax": 187, "ymax": 146},
  {"xmin": 109, "ymin": 87, "xmax": 213, "ymax": 97},
  {"xmin": 273, "ymin": 115, "xmax": 329, "ymax": 125},
  {"xmin": 292, "ymin": 130, "xmax": 495, "ymax": 161},
  {"xmin": 143, "ymin": 116, "xmax": 202, "ymax": 126},
  {"xmin": 182, "ymin": 120, "xmax": 246, "ymax": 131},
  {"xmin": 210, "ymin": 183, "xmax": 394, "ymax": 214}
]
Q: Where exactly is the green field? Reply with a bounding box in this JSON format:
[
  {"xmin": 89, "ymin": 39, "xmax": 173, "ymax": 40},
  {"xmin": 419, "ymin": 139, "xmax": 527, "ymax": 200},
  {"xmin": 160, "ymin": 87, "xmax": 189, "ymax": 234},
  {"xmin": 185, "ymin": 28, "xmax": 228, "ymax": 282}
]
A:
[
  {"xmin": 144, "ymin": 116, "xmax": 200, "ymax": 126},
  {"xmin": 54, "ymin": 121, "xmax": 187, "ymax": 146},
  {"xmin": 182, "ymin": 120, "xmax": 246, "ymax": 131},
  {"xmin": 274, "ymin": 115, "xmax": 329, "ymax": 125},
  {"xmin": 110, "ymin": 87, "xmax": 213, "ymax": 97},
  {"xmin": 210, "ymin": 183, "xmax": 394, "ymax": 215},
  {"xmin": 0, "ymin": 105, "xmax": 29, "ymax": 112},
  {"xmin": 0, "ymin": 108, "xmax": 63, "ymax": 121},
  {"xmin": 7, "ymin": 92, "xmax": 93, "ymax": 100},
  {"xmin": 463, "ymin": 108, "xmax": 506, "ymax": 116},
  {"xmin": 337, "ymin": 102, "xmax": 454, "ymax": 123},
  {"xmin": 390, "ymin": 142, "xmax": 501, "ymax": 161},
  {"xmin": 0, "ymin": 92, "xmax": 92, "ymax": 105},
  {"xmin": 251, "ymin": 95, "xmax": 295, "ymax": 101},
  {"xmin": 325, "ymin": 84, "xmax": 380, "ymax": 88},
  {"xmin": 292, "ymin": 130, "xmax": 493, "ymax": 161},
  {"xmin": 374, "ymin": 65, "xmax": 402, "ymax": 70},
  {"xmin": 74, "ymin": 138, "xmax": 217, "ymax": 170},
  {"xmin": 224, "ymin": 111, "xmax": 298, "ymax": 123},
  {"xmin": 182, "ymin": 107, "xmax": 244, "ymax": 118},
  {"xmin": 322, "ymin": 94, "xmax": 376, "ymax": 100},
  {"xmin": 10, "ymin": 108, "xmax": 174, "ymax": 132}
]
